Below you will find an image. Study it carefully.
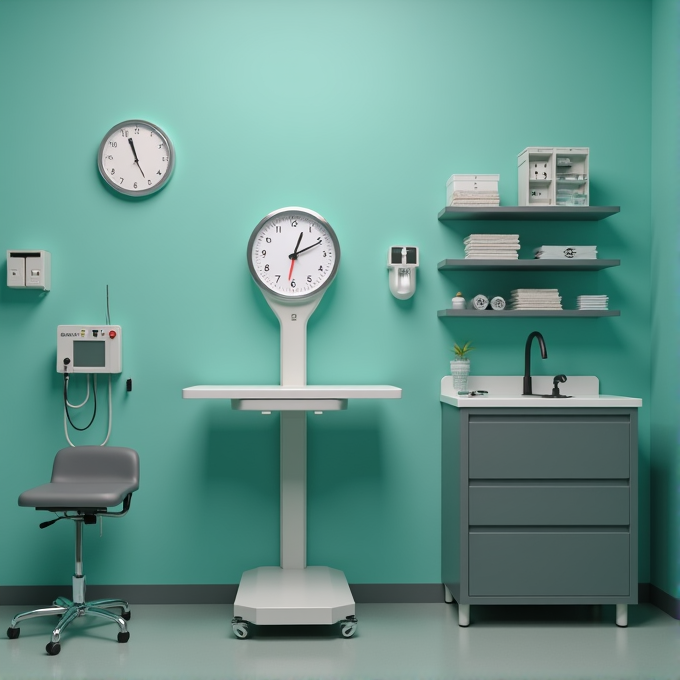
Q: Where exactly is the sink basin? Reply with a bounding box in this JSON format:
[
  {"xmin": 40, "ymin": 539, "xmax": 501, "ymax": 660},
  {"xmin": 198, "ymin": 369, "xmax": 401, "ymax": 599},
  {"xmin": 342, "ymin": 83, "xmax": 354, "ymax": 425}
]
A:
[{"xmin": 441, "ymin": 376, "xmax": 642, "ymax": 408}]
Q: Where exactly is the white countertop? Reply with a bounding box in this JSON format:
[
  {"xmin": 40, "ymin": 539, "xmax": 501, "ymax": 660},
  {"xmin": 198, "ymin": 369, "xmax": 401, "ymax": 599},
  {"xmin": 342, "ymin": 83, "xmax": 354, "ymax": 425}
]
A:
[
  {"xmin": 183, "ymin": 385, "xmax": 402, "ymax": 400},
  {"xmin": 440, "ymin": 376, "xmax": 642, "ymax": 408}
]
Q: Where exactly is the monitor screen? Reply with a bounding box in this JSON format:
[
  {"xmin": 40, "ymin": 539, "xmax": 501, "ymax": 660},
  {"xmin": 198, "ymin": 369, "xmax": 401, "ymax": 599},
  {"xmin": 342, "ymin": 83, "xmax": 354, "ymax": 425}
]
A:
[{"xmin": 73, "ymin": 340, "xmax": 105, "ymax": 368}]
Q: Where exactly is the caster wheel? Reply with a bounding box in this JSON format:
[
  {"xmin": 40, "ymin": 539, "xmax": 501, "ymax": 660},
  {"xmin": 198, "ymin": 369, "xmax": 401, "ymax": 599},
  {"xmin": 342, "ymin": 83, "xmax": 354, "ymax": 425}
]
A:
[
  {"xmin": 232, "ymin": 617, "xmax": 250, "ymax": 639},
  {"xmin": 340, "ymin": 617, "xmax": 357, "ymax": 638},
  {"xmin": 7, "ymin": 627, "xmax": 20, "ymax": 640},
  {"xmin": 46, "ymin": 641, "xmax": 61, "ymax": 656},
  {"xmin": 118, "ymin": 631, "xmax": 130, "ymax": 643},
  {"xmin": 122, "ymin": 610, "xmax": 131, "ymax": 621}
]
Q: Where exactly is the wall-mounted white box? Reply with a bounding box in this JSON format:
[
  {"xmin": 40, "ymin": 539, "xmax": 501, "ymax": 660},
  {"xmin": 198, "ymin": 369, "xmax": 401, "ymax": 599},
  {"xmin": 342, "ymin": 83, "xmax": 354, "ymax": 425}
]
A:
[
  {"xmin": 7, "ymin": 250, "xmax": 51, "ymax": 291},
  {"xmin": 517, "ymin": 147, "xmax": 589, "ymax": 206}
]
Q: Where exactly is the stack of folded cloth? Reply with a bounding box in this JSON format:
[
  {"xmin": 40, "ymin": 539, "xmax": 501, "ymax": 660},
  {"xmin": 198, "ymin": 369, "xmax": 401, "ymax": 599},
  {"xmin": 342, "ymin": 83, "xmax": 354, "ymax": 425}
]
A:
[
  {"xmin": 450, "ymin": 190, "xmax": 500, "ymax": 206},
  {"xmin": 577, "ymin": 295, "xmax": 609, "ymax": 310},
  {"xmin": 534, "ymin": 245, "xmax": 597, "ymax": 259},
  {"xmin": 509, "ymin": 289, "xmax": 562, "ymax": 310},
  {"xmin": 464, "ymin": 234, "xmax": 520, "ymax": 259}
]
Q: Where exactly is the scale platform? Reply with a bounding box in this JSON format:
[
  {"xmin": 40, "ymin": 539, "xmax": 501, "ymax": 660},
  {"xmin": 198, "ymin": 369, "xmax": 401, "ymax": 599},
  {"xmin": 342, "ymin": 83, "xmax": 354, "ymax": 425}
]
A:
[{"xmin": 234, "ymin": 566, "xmax": 354, "ymax": 626}]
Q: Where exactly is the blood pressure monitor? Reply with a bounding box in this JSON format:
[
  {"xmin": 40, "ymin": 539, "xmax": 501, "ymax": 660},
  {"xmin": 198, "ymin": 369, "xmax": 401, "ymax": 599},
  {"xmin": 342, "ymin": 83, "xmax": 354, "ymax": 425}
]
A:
[{"xmin": 57, "ymin": 325, "xmax": 122, "ymax": 373}]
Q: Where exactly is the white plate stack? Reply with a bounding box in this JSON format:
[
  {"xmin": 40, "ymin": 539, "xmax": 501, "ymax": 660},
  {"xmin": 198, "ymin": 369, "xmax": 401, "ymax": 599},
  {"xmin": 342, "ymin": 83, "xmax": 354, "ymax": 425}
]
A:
[
  {"xmin": 509, "ymin": 289, "xmax": 562, "ymax": 310},
  {"xmin": 534, "ymin": 245, "xmax": 597, "ymax": 259},
  {"xmin": 577, "ymin": 295, "xmax": 609, "ymax": 310},
  {"xmin": 464, "ymin": 234, "xmax": 520, "ymax": 259}
]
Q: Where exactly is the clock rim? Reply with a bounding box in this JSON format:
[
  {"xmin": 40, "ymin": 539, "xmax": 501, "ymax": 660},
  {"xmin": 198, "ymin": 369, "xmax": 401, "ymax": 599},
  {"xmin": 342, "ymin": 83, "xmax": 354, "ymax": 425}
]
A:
[
  {"xmin": 97, "ymin": 119, "xmax": 175, "ymax": 197},
  {"xmin": 247, "ymin": 206, "xmax": 341, "ymax": 301}
]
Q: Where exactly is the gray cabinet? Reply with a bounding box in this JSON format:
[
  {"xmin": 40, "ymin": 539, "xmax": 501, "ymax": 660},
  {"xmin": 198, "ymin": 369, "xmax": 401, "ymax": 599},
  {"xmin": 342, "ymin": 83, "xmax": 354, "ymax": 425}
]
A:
[{"xmin": 442, "ymin": 406, "xmax": 638, "ymax": 626}]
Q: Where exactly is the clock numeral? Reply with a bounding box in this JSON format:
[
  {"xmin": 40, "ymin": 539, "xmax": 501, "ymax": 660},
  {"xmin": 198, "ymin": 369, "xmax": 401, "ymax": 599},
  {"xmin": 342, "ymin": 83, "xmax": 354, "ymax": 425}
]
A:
[
  {"xmin": 266, "ymin": 237, "xmax": 271, "ymax": 243},
  {"xmin": 275, "ymin": 275, "xmax": 281, "ymax": 283},
  {"xmin": 106, "ymin": 155, "xmax": 113, "ymax": 160},
  {"xmin": 291, "ymin": 280, "xmax": 296, "ymax": 288},
  {"xmin": 318, "ymin": 266, "xmax": 323, "ymax": 272},
  {"xmin": 158, "ymin": 144, "xmax": 163, "ymax": 149},
  {"xmin": 119, "ymin": 177, "xmax": 124, "ymax": 184},
  {"xmin": 291, "ymin": 220, "xmax": 298, "ymax": 228},
  {"xmin": 133, "ymin": 182, "xmax": 138, "ymax": 189},
  {"xmin": 120, "ymin": 129, "xmax": 128, "ymax": 138},
  {"xmin": 109, "ymin": 141, "xmax": 117, "ymax": 148},
  {"xmin": 264, "ymin": 264, "xmax": 270, "ymax": 271},
  {"xmin": 323, "ymin": 251, "xmax": 327, "ymax": 257},
  {"xmin": 157, "ymin": 170, "xmax": 162, "ymax": 176},
  {"xmin": 110, "ymin": 168, "xmax": 115, "ymax": 175},
  {"xmin": 134, "ymin": 127, "xmax": 140, "ymax": 134},
  {"xmin": 261, "ymin": 250, "xmax": 266, "ymax": 257},
  {"xmin": 162, "ymin": 156, "xmax": 169, "ymax": 162},
  {"xmin": 307, "ymin": 276, "xmax": 312, "ymax": 283},
  {"xmin": 147, "ymin": 179, "xmax": 152, "ymax": 185}
]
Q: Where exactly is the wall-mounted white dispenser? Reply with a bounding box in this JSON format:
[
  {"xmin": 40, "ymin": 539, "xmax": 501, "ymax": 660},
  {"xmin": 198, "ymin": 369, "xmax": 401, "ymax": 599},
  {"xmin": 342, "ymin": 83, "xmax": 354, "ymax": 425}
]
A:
[
  {"xmin": 387, "ymin": 246, "xmax": 419, "ymax": 300},
  {"xmin": 7, "ymin": 250, "xmax": 51, "ymax": 291}
]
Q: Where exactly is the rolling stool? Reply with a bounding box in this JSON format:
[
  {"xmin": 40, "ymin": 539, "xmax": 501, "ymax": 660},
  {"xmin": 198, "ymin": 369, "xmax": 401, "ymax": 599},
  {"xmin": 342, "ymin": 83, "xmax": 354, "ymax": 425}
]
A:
[{"xmin": 6, "ymin": 446, "xmax": 140, "ymax": 655}]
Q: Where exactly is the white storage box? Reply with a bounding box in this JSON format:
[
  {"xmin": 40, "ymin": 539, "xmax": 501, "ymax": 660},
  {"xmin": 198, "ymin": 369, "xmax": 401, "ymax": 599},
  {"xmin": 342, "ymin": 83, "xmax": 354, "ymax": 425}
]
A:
[{"xmin": 446, "ymin": 174, "xmax": 499, "ymax": 205}]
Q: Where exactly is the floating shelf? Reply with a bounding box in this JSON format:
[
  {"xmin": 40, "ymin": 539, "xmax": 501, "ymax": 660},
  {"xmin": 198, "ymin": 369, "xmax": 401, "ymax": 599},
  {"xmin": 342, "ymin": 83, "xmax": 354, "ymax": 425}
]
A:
[
  {"xmin": 438, "ymin": 309, "xmax": 620, "ymax": 318},
  {"xmin": 438, "ymin": 206, "xmax": 620, "ymax": 221},
  {"xmin": 437, "ymin": 259, "xmax": 620, "ymax": 271}
]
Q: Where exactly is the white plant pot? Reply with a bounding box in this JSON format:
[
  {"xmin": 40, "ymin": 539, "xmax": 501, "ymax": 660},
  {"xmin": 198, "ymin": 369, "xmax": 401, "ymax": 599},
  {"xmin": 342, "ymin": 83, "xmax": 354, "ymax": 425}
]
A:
[{"xmin": 450, "ymin": 359, "xmax": 470, "ymax": 392}]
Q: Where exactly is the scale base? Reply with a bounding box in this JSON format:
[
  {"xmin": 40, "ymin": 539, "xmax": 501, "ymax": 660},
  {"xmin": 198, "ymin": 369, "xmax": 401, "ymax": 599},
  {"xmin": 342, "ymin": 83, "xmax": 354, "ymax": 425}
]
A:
[{"xmin": 233, "ymin": 566, "xmax": 355, "ymax": 626}]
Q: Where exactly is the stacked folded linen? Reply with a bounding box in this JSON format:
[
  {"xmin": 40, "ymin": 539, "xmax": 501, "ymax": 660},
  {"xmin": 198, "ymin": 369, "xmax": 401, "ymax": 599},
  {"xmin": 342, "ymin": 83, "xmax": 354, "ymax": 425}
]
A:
[
  {"xmin": 534, "ymin": 245, "xmax": 597, "ymax": 259},
  {"xmin": 450, "ymin": 190, "xmax": 500, "ymax": 206},
  {"xmin": 464, "ymin": 234, "xmax": 520, "ymax": 259},
  {"xmin": 509, "ymin": 289, "xmax": 562, "ymax": 310},
  {"xmin": 577, "ymin": 295, "xmax": 609, "ymax": 310}
]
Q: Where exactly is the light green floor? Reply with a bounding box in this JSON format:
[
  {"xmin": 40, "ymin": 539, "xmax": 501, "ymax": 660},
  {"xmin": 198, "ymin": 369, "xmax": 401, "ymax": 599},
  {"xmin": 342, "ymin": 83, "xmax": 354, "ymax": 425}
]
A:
[{"xmin": 1, "ymin": 602, "xmax": 679, "ymax": 680}]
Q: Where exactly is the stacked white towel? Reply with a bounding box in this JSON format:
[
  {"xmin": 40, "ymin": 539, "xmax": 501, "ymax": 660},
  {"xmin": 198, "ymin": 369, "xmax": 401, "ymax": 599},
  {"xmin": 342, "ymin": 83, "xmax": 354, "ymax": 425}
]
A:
[
  {"xmin": 450, "ymin": 190, "xmax": 500, "ymax": 206},
  {"xmin": 534, "ymin": 245, "xmax": 597, "ymax": 260},
  {"xmin": 577, "ymin": 295, "xmax": 609, "ymax": 310},
  {"xmin": 509, "ymin": 289, "xmax": 563, "ymax": 310},
  {"xmin": 464, "ymin": 234, "xmax": 520, "ymax": 260}
]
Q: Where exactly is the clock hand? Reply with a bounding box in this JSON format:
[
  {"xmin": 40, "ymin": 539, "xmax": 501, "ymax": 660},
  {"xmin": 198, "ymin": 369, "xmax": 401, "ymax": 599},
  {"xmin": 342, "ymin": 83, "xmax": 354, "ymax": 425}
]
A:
[
  {"xmin": 288, "ymin": 232, "xmax": 304, "ymax": 281},
  {"xmin": 128, "ymin": 138, "xmax": 146, "ymax": 178},
  {"xmin": 294, "ymin": 238, "xmax": 322, "ymax": 256}
]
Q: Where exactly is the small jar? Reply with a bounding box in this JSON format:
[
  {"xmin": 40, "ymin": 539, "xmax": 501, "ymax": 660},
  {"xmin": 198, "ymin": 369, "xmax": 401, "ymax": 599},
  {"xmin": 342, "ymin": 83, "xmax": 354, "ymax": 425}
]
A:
[{"xmin": 451, "ymin": 292, "xmax": 466, "ymax": 310}]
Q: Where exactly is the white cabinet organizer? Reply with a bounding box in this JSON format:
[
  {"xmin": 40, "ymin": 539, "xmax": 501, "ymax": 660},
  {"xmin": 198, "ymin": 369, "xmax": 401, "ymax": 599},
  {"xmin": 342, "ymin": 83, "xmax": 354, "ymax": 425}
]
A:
[{"xmin": 518, "ymin": 147, "xmax": 589, "ymax": 207}]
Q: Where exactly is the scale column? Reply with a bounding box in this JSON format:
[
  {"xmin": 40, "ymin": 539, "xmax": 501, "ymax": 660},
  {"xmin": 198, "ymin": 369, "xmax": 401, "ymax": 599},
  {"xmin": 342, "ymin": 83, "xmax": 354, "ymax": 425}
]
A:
[{"xmin": 280, "ymin": 411, "xmax": 306, "ymax": 569}]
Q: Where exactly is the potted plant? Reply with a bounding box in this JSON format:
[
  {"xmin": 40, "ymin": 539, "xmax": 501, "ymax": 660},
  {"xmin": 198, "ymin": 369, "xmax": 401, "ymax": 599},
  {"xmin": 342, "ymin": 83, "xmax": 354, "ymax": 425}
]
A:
[{"xmin": 450, "ymin": 341, "xmax": 475, "ymax": 391}]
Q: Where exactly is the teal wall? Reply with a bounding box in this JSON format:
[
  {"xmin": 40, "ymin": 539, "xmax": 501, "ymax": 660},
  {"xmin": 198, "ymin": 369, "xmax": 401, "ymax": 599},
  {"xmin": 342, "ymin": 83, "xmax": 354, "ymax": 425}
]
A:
[
  {"xmin": 0, "ymin": 0, "xmax": 654, "ymax": 588},
  {"xmin": 650, "ymin": 0, "xmax": 680, "ymax": 598}
]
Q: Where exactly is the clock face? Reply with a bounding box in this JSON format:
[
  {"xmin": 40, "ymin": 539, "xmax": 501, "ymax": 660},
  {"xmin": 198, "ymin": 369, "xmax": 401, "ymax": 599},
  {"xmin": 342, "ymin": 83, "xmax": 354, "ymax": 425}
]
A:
[
  {"xmin": 247, "ymin": 207, "xmax": 340, "ymax": 300},
  {"xmin": 97, "ymin": 119, "xmax": 175, "ymax": 197}
]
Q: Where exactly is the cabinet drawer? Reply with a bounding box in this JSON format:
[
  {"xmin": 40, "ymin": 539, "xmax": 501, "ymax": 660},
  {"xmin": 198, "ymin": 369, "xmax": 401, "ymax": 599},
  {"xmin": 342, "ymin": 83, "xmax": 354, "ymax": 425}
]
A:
[
  {"xmin": 468, "ymin": 415, "xmax": 630, "ymax": 479},
  {"xmin": 469, "ymin": 531, "xmax": 629, "ymax": 597},
  {"xmin": 469, "ymin": 485, "xmax": 630, "ymax": 526}
]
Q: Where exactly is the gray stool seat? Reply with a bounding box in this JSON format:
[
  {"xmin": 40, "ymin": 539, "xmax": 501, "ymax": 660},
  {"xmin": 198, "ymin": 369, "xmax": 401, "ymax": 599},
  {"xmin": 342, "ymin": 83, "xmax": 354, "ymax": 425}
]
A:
[{"xmin": 7, "ymin": 446, "xmax": 140, "ymax": 656}]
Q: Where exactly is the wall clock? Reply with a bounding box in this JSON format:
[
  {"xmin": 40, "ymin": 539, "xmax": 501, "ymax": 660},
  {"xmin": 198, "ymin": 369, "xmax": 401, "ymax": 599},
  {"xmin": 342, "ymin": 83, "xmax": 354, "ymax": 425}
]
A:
[
  {"xmin": 247, "ymin": 207, "xmax": 340, "ymax": 301},
  {"xmin": 97, "ymin": 119, "xmax": 175, "ymax": 197}
]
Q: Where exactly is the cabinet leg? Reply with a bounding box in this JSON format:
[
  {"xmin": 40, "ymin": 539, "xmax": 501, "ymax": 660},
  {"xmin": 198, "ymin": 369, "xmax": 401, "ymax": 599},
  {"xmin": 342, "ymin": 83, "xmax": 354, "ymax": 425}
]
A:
[
  {"xmin": 615, "ymin": 604, "xmax": 628, "ymax": 627},
  {"xmin": 444, "ymin": 585, "xmax": 453, "ymax": 603},
  {"xmin": 458, "ymin": 604, "xmax": 470, "ymax": 627}
]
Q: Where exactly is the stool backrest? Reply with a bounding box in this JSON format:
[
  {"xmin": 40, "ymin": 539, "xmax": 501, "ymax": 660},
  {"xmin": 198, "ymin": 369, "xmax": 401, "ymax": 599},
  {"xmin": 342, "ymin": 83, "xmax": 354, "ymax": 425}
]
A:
[{"xmin": 51, "ymin": 447, "xmax": 139, "ymax": 489}]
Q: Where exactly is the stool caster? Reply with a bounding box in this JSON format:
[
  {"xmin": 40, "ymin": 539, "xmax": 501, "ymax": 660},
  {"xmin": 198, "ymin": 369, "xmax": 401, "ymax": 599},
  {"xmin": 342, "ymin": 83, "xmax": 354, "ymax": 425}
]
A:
[
  {"xmin": 46, "ymin": 641, "xmax": 61, "ymax": 656},
  {"xmin": 7, "ymin": 627, "xmax": 20, "ymax": 640},
  {"xmin": 118, "ymin": 631, "xmax": 130, "ymax": 643}
]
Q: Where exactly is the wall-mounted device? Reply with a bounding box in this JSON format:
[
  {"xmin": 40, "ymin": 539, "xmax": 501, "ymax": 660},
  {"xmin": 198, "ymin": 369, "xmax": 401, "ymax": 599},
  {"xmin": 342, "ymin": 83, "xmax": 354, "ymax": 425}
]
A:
[
  {"xmin": 7, "ymin": 250, "xmax": 51, "ymax": 291},
  {"xmin": 387, "ymin": 246, "xmax": 419, "ymax": 300},
  {"xmin": 57, "ymin": 325, "xmax": 122, "ymax": 374}
]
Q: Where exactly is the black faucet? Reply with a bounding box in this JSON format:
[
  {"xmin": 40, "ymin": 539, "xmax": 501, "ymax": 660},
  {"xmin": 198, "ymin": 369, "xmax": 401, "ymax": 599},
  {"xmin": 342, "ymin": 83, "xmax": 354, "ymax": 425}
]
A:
[{"xmin": 523, "ymin": 331, "xmax": 548, "ymax": 395}]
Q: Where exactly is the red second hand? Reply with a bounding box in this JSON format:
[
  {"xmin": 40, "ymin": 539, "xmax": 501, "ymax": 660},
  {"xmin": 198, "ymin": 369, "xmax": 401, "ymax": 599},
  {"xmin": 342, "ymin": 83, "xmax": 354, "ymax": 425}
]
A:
[{"xmin": 288, "ymin": 257, "xmax": 295, "ymax": 281}]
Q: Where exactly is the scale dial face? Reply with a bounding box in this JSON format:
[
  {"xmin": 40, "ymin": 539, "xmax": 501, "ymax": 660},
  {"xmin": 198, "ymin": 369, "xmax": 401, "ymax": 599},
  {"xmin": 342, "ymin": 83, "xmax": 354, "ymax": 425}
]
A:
[
  {"xmin": 247, "ymin": 207, "xmax": 340, "ymax": 300},
  {"xmin": 97, "ymin": 119, "xmax": 175, "ymax": 197}
]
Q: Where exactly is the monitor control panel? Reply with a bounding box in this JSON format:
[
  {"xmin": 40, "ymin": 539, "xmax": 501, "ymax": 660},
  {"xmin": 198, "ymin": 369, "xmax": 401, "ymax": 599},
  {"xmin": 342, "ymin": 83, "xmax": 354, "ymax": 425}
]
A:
[{"xmin": 57, "ymin": 325, "xmax": 122, "ymax": 373}]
